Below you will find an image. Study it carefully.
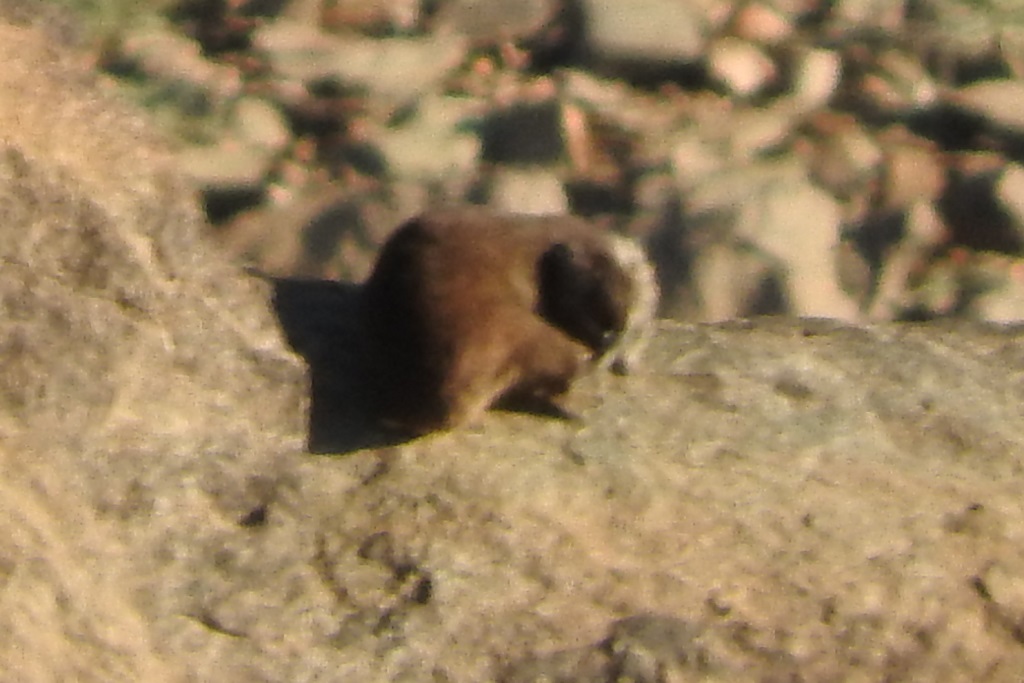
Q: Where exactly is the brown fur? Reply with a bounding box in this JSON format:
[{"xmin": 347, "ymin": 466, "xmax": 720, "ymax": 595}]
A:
[{"xmin": 361, "ymin": 207, "xmax": 652, "ymax": 435}]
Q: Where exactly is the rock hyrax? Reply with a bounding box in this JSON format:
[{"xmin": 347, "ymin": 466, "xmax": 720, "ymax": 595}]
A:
[{"xmin": 362, "ymin": 207, "xmax": 657, "ymax": 435}]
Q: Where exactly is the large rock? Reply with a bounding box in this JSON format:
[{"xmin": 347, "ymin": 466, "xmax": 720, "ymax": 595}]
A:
[
  {"xmin": 0, "ymin": 24, "xmax": 305, "ymax": 455},
  {"xmin": 145, "ymin": 314, "xmax": 1024, "ymax": 682},
  {"xmin": 0, "ymin": 21, "xmax": 306, "ymax": 680},
  {"xmin": 673, "ymin": 159, "xmax": 860, "ymax": 321}
]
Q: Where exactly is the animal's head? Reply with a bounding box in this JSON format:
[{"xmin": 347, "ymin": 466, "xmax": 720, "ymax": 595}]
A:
[{"xmin": 538, "ymin": 233, "xmax": 657, "ymax": 373}]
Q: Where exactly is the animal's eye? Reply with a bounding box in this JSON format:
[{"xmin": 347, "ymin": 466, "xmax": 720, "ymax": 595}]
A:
[{"xmin": 599, "ymin": 329, "xmax": 618, "ymax": 351}]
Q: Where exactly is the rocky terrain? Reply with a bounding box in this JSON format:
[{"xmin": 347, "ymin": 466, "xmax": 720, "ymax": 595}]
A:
[
  {"xmin": 53, "ymin": 0, "xmax": 1024, "ymax": 324},
  {"xmin": 7, "ymin": 2, "xmax": 1024, "ymax": 682}
]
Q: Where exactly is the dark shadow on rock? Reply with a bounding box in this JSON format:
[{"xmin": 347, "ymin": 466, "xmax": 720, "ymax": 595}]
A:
[
  {"xmin": 258, "ymin": 270, "xmax": 593, "ymax": 453},
  {"xmin": 259, "ymin": 274, "xmax": 407, "ymax": 454}
]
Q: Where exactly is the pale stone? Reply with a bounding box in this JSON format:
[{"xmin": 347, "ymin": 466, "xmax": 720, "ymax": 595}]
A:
[
  {"xmin": 950, "ymin": 79, "xmax": 1024, "ymax": 135},
  {"xmin": 707, "ymin": 37, "xmax": 777, "ymax": 98},
  {"xmin": 732, "ymin": 2, "xmax": 795, "ymax": 45},
  {"xmin": 790, "ymin": 47, "xmax": 842, "ymax": 111},
  {"xmin": 580, "ymin": 0, "xmax": 710, "ymax": 66},
  {"xmin": 489, "ymin": 167, "xmax": 569, "ymax": 215},
  {"xmin": 233, "ymin": 97, "xmax": 291, "ymax": 154},
  {"xmin": 373, "ymin": 95, "xmax": 480, "ymax": 181},
  {"xmin": 995, "ymin": 163, "xmax": 1024, "ymax": 239}
]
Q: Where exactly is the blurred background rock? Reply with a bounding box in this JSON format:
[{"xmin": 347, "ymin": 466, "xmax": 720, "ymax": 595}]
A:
[{"xmin": 16, "ymin": 0, "xmax": 1024, "ymax": 323}]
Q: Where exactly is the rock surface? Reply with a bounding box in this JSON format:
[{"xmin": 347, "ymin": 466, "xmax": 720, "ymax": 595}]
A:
[
  {"xmin": 0, "ymin": 23, "xmax": 306, "ymax": 454},
  {"xmin": 0, "ymin": 21, "xmax": 306, "ymax": 681}
]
